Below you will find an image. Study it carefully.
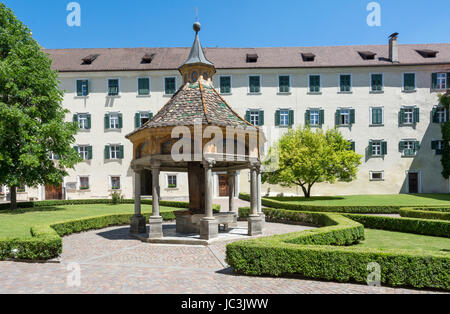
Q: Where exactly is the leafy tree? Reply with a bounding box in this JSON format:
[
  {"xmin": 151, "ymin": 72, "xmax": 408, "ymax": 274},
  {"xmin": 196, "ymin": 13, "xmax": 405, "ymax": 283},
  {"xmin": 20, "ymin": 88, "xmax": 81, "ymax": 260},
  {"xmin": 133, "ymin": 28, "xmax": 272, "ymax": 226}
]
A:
[
  {"xmin": 439, "ymin": 92, "xmax": 450, "ymax": 179},
  {"xmin": 262, "ymin": 126, "xmax": 362, "ymax": 198},
  {"xmin": 0, "ymin": 4, "xmax": 80, "ymax": 210}
]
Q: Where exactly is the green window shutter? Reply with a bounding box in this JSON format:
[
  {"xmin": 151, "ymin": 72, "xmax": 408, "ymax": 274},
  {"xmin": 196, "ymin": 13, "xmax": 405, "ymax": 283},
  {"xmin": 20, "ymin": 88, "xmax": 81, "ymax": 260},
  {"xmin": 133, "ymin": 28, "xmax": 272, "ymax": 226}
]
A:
[
  {"xmin": 86, "ymin": 114, "xmax": 91, "ymax": 129},
  {"xmin": 350, "ymin": 109, "xmax": 355, "ymax": 124},
  {"xmin": 432, "ymin": 73, "xmax": 438, "ymax": 89},
  {"xmin": 404, "ymin": 73, "xmax": 415, "ymax": 90},
  {"xmin": 88, "ymin": 146, "xmax": 93, "ymax": 160},
  {"xmin": 319, "ymin": 110, "xmax": 325, "ymax": 125},
  {"xmin": 368, "ymin": 141, "xmax": 373, "ymax": 156},
  {"xmin": 108, "ymin": 79, "xmax": 119, "ymax": 96},
  {"xmin": 245, "ymin": 110, "xmax": 251, "ymax": 123},
  {"xmin": 414, "ymin": 141, "xmax": 420, "ymax": 151},
  {"xmin": 220, "ymin": 77, "xmax": 231, "ymax": 94},
  {"xmin": 104, "ymin": 114, "xmax": 110, "ymax": 129},
  {"xmin": 431, "ymin": 141, "xmax": 437, "ymax": 150},
  {"xmin": 310, "ymin": 75, "xmax": 320, "ymax": 93},
  {"xmin": 371, "ymin": 74, "xmax": 382, "ymax": 91},
  {"xmin": 275, "ymin": 110, "xmax": 281, "ymax": 126},
  {"xmin": 372, "ymin": 108, "xmax": 382, "ymax": 125},
  {"xmin": 104, "ymin": 145, "xmax": 110, "ymax": 160},
  {"xmin": 73, "ymin": 114, "xmax": 78, "ymax": 123},
  {"xmin": 249, "ymin": 76, "xmax": 260, "ymax": 93},
  {"xmin": 289, "ymin": 110, "xmax": 294, "ymax": 126},
  {"xmin": 340, "ymin": 75, "xmax": 351, "ymax": 92},
  {"xmin": 335, "ymin": 110, "xmax": 341, "ymax": 126},
  {"xmin": 305, "ymin": 110, "xmax": 311, "ymax": 125},
  {"xmin": 259, "ymin": 110, "xmax": 264, "ymax": 126},
  {"xmin": 73, "ymin": 146, "xmax": 79, "ymax": 154},
  {"xmin": 279, "ymin": 76, "xmax": 290, "ymax": 93},
  {"xmin": 414, "ymin": 108, "xmax": 420, "ymax": 123},
  {"xmin": 447, "ymin": 73, "xmax": 450, "ymax": 89},
  {"xmin": 135, "ymin": 113, "xmax": 140, "ymax": 128},
  {"xmin": 118, "ymin": 114, "xmax": 123, "ymax": 129},
  {"xmin": 399, "ymin": 141, "xmax": 405, "ymax": 152},
  {"xmin": 432, "ymin": 108, "xmax": 439, "ymax": 123},
  {"xmin": 382, "ymin": 141, "xmax": 388, "ymax": 155},
  {"xmin": 350, "ymin": 141, "xmax": 355, "ymax": 152},
  {"xmin": 138, "ymin": 78, "xmax": 150, "ymax": 95},
  {"xmin": 149, "ymin": 112, "xmax": 154, "ymax": 120},
  {"xmin": 86, "ymin": 80, "xmax": 90, "ymax": 95},
  {"xmin": 399, "ymin": 109, "xmax": 405, "ymax": 125},
  {"xmin": 76, "ymin": 80, "xmax": 83, "ymax": 96},
  {"xmin": 119, "ymin": 145, "xmax": 124, "ymax": 159}
]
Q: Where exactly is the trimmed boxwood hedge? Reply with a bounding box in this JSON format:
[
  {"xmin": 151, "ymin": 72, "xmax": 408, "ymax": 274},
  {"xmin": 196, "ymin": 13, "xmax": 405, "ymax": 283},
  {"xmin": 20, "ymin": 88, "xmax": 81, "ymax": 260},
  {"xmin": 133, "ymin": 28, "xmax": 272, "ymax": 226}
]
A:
[
  {"xmin": 239, "ymin": 193, "xmax": 400, "ymax": 214},
  {"xmin": 227, "ymin": 209, "xmax": 450, "ymax": 291},
  {"xmin": 400, "ymin": 207, "xmax": 450, "ymax": 221}
]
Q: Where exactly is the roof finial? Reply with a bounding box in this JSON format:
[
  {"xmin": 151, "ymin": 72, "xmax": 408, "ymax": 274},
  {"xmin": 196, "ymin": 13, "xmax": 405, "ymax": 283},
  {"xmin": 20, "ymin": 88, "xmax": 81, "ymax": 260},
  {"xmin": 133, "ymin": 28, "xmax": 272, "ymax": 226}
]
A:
[{"xmin": 193, "ymin": 21, "xmax": 201, "ymax": 34}]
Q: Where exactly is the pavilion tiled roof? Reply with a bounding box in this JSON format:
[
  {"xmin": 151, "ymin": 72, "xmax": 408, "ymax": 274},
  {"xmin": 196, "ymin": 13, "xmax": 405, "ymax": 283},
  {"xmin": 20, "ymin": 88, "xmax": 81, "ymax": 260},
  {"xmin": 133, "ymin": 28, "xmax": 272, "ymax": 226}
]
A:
[{"xmin": 127, "ymin": 80, "xmax": 255, "ymax": 137}]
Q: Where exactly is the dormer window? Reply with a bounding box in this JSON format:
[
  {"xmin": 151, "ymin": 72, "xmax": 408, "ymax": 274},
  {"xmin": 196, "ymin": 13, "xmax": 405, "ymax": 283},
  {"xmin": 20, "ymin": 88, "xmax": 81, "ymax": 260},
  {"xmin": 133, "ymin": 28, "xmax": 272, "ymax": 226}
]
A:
[
  {"xmin": 358, "ymin": 51, "xmax": 377, "ymax": 60},
  {"xmin": 246, "ymin": 54, "xmax": 258, "ymax": 63},
  {"xmin": 141, "ymin": 53, "xmax": 155, "ymax": 64},
  {"xmin": 81, "ymin": 54, "xmax": 99, "ymax": 65},
  {"xmin": 416, "ymin": 49, "xmax": 438, "ymax": 58},
  {"xmin": 301, "ymin": 53, "xmax": 315, "ymax": 62}
]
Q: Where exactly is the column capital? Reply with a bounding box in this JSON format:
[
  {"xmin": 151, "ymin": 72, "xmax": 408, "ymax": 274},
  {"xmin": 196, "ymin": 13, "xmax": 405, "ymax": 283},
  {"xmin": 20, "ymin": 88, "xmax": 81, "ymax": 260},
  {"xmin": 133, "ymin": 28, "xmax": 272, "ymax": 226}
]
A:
[
  {"xmin": 249, "ymin": 161, "xmax": 261, "ymax": 172},
  {"xmin": 150, "ymin": 160, "xmax": 161, "ymax": 170},
  {"xmin": 203, "ymin": 158, "xmax": 216, "ymax": 169}
]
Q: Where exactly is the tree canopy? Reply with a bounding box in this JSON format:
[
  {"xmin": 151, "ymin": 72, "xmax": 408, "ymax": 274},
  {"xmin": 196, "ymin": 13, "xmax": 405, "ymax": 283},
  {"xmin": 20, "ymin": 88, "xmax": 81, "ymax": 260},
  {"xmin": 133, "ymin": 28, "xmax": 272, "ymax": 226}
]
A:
[
  {"xmin": 0, "ymin": 3, "xmax": 80, "ymax": 209},
  {"xmin": 439, "ymin": 92, "xmax": 450, "ymax": 179},
  {"xmin": 262, "ymin": 126, "xmax": 362, "ymax": 198}
]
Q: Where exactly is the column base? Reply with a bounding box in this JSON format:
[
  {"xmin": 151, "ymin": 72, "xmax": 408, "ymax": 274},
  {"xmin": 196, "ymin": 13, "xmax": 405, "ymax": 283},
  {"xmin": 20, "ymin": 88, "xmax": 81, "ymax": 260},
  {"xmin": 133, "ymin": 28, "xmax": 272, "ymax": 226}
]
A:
[
  {"xmin": 200, "ymin": 218, "xmax": 218, "ymax": 240},
  {"xmin": 248, "ymin": 215, "xmax": 264, "ymax": 236},
  {"xmin": 148, "ymin": 216, "xmax": 163, "ymax": 239},
  {"xmin": 130, "ymin": 215, "xmax": 146, "ymax": 234}
]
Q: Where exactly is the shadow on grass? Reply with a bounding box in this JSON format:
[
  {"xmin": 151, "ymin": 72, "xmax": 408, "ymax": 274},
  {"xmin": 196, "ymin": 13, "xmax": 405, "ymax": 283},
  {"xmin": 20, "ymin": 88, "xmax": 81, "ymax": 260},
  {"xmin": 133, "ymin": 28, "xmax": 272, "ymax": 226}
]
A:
[
  {"xmin": 267, "ymin": 196, "xmax": 345, "ymax": 203},
  {"xmin": 407, "ymin": 194, "xmax": 450, "ymax": 204},
  {"xmin": 0, "ymin": 206, "xmax": 66, "ymax": 215}
]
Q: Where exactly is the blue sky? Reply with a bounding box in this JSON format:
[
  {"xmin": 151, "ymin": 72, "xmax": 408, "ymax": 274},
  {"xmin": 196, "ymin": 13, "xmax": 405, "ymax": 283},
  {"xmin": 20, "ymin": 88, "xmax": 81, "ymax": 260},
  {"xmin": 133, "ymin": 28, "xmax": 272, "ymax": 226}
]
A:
[{"xmin": 3, "ymin": 0, "xmax": 450, "ymax": 49}]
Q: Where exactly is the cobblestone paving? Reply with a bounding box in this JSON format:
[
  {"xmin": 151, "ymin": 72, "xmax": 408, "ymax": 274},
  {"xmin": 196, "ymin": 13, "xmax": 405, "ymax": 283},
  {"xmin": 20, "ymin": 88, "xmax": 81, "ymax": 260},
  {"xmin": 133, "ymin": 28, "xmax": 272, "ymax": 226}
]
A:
[{"xmin": 0, "ymin": 222, "xmax": 440, "ymax": 294}]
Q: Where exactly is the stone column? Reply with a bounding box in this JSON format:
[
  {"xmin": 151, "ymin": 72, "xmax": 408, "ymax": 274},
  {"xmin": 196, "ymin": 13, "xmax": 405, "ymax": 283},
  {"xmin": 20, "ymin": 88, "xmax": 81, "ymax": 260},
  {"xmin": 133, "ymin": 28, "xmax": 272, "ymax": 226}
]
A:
[
  {"xmin": 200, "ymin": 158, "xmax": 218, "ymax": 240},
  {"xmin": 248, "ymin": 163, "xmax": 263, "ymax": 236},
  {"xmin": 149, "ymin": 161, "xmax": 163, "ymax": 239},
  {"xmin": 130, "ymin": 169, "xmax": 146, "ymax": 234},
  {"xmin": 228, "ymin": 171, "xmax": 236, "ymax": 213}
]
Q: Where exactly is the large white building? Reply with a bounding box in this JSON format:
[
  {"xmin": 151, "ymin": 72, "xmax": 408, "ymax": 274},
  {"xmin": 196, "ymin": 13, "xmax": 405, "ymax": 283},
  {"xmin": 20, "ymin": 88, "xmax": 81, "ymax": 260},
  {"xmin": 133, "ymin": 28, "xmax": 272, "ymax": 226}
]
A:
[{"xmin": 2, "ymin": 34, "xmax": 450, "ymax": 201}]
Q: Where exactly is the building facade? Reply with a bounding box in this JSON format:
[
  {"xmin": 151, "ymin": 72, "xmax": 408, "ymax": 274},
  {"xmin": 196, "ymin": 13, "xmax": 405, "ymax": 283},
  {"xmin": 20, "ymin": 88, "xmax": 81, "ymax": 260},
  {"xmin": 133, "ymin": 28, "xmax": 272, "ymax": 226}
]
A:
[{"xmin": 4, "ymin": 36, "xmax": 450, "ymax": 201}]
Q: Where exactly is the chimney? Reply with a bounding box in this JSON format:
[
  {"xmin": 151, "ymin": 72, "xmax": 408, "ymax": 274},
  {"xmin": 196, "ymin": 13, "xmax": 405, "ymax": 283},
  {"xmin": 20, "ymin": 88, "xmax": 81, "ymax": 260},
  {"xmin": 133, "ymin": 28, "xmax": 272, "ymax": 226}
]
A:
[{"xmin": 389, "ymin": 32, "xmax": 399, "ymax": 63}]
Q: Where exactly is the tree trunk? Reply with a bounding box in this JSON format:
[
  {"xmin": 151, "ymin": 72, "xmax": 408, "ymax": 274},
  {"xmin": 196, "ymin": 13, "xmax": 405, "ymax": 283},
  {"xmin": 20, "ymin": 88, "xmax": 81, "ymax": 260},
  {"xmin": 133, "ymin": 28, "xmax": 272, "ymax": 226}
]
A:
[
  {"xmin": 10, "ymin": 186, "xmax": 17, "ymax": 211},
  {"xmin": 300, "ymin": 185, "xmax": 309, "ymax": 198}
]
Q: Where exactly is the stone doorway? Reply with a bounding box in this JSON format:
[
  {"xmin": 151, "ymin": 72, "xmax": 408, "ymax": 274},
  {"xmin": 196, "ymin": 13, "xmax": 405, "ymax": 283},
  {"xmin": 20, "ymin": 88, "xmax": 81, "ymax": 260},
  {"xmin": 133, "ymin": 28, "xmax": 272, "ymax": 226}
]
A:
[
  {"xmin": 218, "ymin": 174, "xmax": 229, "ymax": 197},
  {"xmin": 408, "ymin": 172, "xmax": 419, "ymax": 194},
  {"xmin": 45, "ymin": 184, "xmax": 63, "ymax": 200}
]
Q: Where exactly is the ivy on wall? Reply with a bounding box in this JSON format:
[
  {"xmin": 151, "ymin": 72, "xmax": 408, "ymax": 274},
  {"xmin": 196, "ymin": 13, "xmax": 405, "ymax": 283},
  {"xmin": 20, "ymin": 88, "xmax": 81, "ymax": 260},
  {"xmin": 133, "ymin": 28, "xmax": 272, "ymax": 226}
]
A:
[{"xmin": 440, "ymin": 92, "xmax": 450, "ymax": 179}]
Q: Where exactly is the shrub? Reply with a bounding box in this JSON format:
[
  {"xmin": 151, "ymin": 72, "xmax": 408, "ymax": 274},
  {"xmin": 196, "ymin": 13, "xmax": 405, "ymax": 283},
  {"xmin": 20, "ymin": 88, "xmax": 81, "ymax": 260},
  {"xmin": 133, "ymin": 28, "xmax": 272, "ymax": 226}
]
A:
[
  {"xmin": 111, "ymin": 191, "xmax": 124, "ymax": 205},
  {"xmin": 239, "ymin": 193, "xmax": 399, "ymax": 214},
  {"xmin": 227, "ymin": 209, "xmax": 450, "ymax": 291},
  {"xmin": 400, "ymin": 207, "xmax": 450, "ymax": 221}
]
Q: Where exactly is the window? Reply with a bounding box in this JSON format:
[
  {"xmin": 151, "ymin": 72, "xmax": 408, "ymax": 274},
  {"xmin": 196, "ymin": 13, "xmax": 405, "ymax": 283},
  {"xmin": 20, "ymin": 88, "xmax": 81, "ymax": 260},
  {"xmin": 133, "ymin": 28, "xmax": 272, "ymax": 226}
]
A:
[
  {"xmin": 106, "ymin": 145, "xmax": 124, "ymax": 160},
  {"xmin": 164, "ymin": 77, "xmax": 176, "ymax": 95},
  {"xmin": 309, "ymin": 75, "xmax": 321, "ymax": 93},
  {"xmin": 275, "ymin": 109, "xmax": 294, "ymax": 127},
  {"xmin": 249, "ymin": 76, "xmax": 261, "ymax": 93},
  {"xmin": 76, "ymin": 80, "xmax": 89, "ymax": 96},
  {"xmin": 370, "ymin": 107, "xmax": 383, "ymax": 125},
  {"xmin": 370, "ymin": 171, "xmax": 384, "ymax": 181},
  {"xmin": 108, "ymin": 79, "xmax": 119, "ymax": 96},
  {"xmin": 433, "ymin": 107, "xmax": 447, "ymax": 123},
  {"xmin": 167, "ymin": 175, "xmax": 177, "ymax": 189},
  {"xmin": 17, "ymin": 185, "xmax": 26, "ymax": 193},
  {"xmin": 305, "ymin": 109, "xmax": 324, "ymax": 127},
  {"xmin": 135, "ymin": 112, "xmax": 153, "ymax": 128},
  {"xmin": 137, "ymin": 77, "xmax": 150, "ymax": 96},
  {"xmin": 432, "ymin": 140, "xmax": 444, "ymax": 155},
  {"xmin": 49, "ymin": 152, "xmax": 60, "ymax": 160},
  {"xmin": 76, "ymin": 145, "xmax": 92, "ymax": 161},
  {"xmin": 399, "ymin": 140, "xmax": 420, "ymax": 157},
  {"xmin": 79, "ymin": 177, "xmax": 90, "ymax": 190},
  {"xmin": 280, "ymin": 110, "xmax": 290, "ymax": 126},
  {"xmin": 371, "ymin": 74, "xmax": 383, "ymax": 92},
  {"xmin": 111, "ymin": 176, "xmax": 121, "ymax": 190},
  {"xmin": 370, "ymin": 141, "xmax": 387, "ymax": 157},
  {"xmin": 403, "ymin": 73, "xmax": 416, "ymax": 91},
  {"xmin": 400, "ymin": 107, "xmax": 419, "ymax": 125},
  {"xmin": 106, "ymin": 113, "xmax": 122, "ymax": 129},
  {"xmin": 246, "ymin": 110, "xmax": 263, "ymax": 126},
  {"xmin": 336, "ymin": 109, "xmax": 355, "ymax": 126},
  {"xmin": 339, "ymin": 74, "xmax": 351, "ymax": 92},
  {"xmin": 432, "ymin": 72, "xmax": 450, "ymax": 90},
  {"xmin": 74, "ymin": 113, "xmax": 91, "ymax": 130},
  {"xmin": 349, "ymin": 141, "xmax": 356, "ymax": 152},
  {"xmin": 219, "ymin": 76, "xmax": 231, "ymax": 94},
  {"xmin": 279, "ymin": 75, "xmax": 290, "ymax": 93}
]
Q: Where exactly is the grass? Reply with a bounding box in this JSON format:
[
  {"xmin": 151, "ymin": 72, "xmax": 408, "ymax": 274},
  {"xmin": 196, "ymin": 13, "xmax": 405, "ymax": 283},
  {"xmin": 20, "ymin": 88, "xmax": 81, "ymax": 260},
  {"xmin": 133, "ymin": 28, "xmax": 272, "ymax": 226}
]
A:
[
  {"xmin": 0, "ymin": 204, "xmax": 175, "ymax": 239},
  {"xmin": 268, "ymin": 194, "xmax": 450, "ymax": 207},
  {"xmin": 356, "ymin": 229, "xmax": 450, "ymax": 254}
]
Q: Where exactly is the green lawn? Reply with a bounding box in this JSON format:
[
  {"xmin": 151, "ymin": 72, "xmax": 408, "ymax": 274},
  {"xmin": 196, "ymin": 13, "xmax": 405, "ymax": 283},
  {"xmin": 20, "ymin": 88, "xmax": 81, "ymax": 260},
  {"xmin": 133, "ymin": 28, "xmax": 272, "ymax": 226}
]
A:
[
  {"xmin": 0, "ymin": 204, "xmax": 175, "ymax": 239},
  {"xmin": 268, "ymin": 194, "xmax": 450, "ymax": 207},
  {"xmin": 356, "ymin": 229, "xmax": 450, "ymax": 254}
]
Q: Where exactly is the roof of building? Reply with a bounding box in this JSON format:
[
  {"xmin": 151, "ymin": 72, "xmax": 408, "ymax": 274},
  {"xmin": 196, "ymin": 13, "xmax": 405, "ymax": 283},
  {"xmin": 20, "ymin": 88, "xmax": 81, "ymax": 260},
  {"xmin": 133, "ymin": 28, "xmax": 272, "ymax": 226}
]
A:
[
  {"xmin": 181, "ymin": 23, "xmax": 214, "ymax": 68},
  {"xmin": 45, "ymin": 43, "xmax": 450, "ymax": 72},
  {"xmin": 127, "ymin": 80, "xmax": 255, "ymax": 137}
]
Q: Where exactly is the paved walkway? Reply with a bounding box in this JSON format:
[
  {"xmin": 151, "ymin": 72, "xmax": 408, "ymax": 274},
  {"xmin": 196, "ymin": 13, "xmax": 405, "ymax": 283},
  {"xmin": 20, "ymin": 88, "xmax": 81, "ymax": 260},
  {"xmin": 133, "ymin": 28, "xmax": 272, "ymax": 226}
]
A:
[{"xmin": 0, "ymin": 221, "xmax": 440, "ymax": 294}]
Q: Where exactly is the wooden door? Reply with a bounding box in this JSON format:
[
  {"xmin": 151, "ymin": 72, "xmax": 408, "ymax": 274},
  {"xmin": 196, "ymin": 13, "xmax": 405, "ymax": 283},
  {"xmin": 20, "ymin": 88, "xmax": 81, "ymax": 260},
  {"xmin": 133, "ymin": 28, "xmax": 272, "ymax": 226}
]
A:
[
  {"xmin": 45, "ymin": 184, "xmax": 63, "ymax": 200},
  {"xmin": 218, "ymin": 175, "xmax": 229, "ymax": 197},
  {"xmin": 408, "ymin": 173, "xmax": 419, "ymax": 194}
]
